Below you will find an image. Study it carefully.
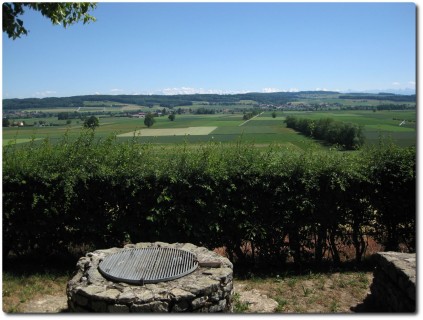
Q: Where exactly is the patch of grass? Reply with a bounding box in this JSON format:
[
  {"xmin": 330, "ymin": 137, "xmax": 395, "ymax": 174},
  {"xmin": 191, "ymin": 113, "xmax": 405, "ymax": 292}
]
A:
[
  {"xmin": 330, "ymin": 300, "xmax": 340, "ymax": 312},
  {"xmin": 286, "ymin": 277, "xmax": 298, "ymax": 288},
  {"xmin": 274, "ymin": 297, "xmax": 288, "ymax": 312},
  {"xmin": 301, "ymin": 285, "xmax": 314, "ymax": 297},
  {"xmin": 317, "ymin": 276, "xmax": 326, "ymax": 290},
  {"xmin": 235, "ymin": 271, "xmax": 373, "ymax": 313},
  {"xmin": 356, "ymin": 272, "xmax": 370, "ymax": 288},
  {"xmin": 232, "ymin": 293, "xmax": 250, "ymax": 313},
  {"xmin": 337, "ymin": 275, "xmax": 348, "ymax": 288},
  {"xmin": 2, "ymin": 272, "xmax": 69, "ymax": 313}
]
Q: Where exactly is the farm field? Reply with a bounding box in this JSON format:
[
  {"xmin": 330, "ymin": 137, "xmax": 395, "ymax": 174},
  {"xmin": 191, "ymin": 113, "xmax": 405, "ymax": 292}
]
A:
[
  {"xmin": 2, "ymin": 110, "xmax": 416, "ymax": 149},
  {"xmin": 284, "ymin": 110, "xmax": 416, "ymax": 147}
]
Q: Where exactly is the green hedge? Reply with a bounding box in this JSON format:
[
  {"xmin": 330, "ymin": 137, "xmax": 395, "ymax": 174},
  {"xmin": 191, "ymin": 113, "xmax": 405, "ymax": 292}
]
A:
[
  {"xmin": 2, "ymin": 131, "xmax": 415, "ymax": 267},
  {"xmin": 285, "ymin": 116, "xmax": 365, "ymax": 150}
]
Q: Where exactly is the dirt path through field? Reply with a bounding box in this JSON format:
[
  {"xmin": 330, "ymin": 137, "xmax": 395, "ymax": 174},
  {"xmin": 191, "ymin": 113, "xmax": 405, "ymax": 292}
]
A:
[{"xmin": 239, "ymin": 112, "xmax": 264, "ymax": 126}]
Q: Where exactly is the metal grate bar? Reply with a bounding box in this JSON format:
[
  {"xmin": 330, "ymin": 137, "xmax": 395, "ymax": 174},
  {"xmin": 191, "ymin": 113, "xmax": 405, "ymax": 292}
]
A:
[
  {"xmin": 157, "ymin": 248, "xmax": 169, "ymax": 279},
  {"xmin": 98, "ymin": 247, "xmax": 198, "ymax": 285},
  {"xmin": 142, "ymin": 248, "xmax": 157, "ymax": 280},
  {"xmin": 139, "ymin": 249, "xmax": 152, "ymax": 279},
  {"xmin": 146, "ymin": 247, "xmax": 162, "ymax": 280},
  {"xmin": 163, "ymin": 248, "xmax": 174, "ymax": 279},
  {"xmin": 123, "ymin": 250, "xmax": 138, "ymax": 279}
]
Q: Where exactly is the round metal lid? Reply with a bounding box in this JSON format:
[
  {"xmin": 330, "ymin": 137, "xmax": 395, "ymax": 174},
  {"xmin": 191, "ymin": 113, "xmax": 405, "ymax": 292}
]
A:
[{"xmin": 98, "ymin": 247, "xmax": 198, "ymax": 285}]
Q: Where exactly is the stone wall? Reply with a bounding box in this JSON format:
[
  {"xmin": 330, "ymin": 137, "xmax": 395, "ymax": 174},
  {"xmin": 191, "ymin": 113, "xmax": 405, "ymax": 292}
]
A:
[
  {"xmin": 369, "ymin": 252, "xmax": 416, "ymax": 312},
  {"xmin": 67, "ymin": 242, "xmax": 233, "ymax": 313}
]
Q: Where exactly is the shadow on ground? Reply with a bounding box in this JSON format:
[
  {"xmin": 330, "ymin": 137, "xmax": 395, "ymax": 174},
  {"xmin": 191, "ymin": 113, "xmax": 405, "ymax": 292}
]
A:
[{"xmin": 351, "ymin": 293, "xmax": 386, "ymax": 313}]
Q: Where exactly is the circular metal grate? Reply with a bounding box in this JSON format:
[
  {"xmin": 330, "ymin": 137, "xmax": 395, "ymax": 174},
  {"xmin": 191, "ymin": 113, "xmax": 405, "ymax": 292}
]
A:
[{"xmin": 98, "ymin": 247, "xmax": 198, "ymax": 285}]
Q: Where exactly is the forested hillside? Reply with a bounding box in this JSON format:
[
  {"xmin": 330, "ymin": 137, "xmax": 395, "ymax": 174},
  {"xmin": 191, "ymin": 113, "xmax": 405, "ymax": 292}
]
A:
[{"xmin": 3, "ymin": 91, "xmax": 415, "ymax": 110}]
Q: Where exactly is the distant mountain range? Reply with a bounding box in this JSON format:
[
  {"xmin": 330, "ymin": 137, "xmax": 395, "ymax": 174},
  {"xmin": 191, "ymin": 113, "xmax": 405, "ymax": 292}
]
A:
[{"xmin": 341, "ymin": 88, "xmax": 416, "ymax": 95}]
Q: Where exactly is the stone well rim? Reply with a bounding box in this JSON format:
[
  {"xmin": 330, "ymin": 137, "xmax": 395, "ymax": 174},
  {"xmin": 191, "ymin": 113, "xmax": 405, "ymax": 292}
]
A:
[{"xmin": 67, "ymin": 242, "xmax": 234, "ymax": 313}]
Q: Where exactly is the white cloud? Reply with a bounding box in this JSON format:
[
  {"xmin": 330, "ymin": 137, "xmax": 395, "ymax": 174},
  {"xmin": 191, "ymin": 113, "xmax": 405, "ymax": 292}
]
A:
[
  {"xmin": 392, "ymin": 82, "xmax": 401, "ymax": 86},
  {"xmin": 34, "ymin": 90, "xmax": 57, "ymax": 97},
  {"xmin": 262, "ymin": 88, "xmax": 299, "ymax": 93},
  {"xmin": 161, "ymin": 87, "xmax": 200, "ymax": 95},
  {"xmin": 110, "ymin": 88, "xmax": 124, "ymax": 94},
  {"xmin": 157, "ymin": 87, "xmax": 249, "ymax": 95},
  {"xmin": 313, "ymin": 88, "xmax": 343, "ymax": 92},
  {"xmin": 408, "ymin": 81, "xmax": 416, "ymax": 86},
  {"xmin": 262, "ymin": 88, "xmax": 280, "ymax": 93}
]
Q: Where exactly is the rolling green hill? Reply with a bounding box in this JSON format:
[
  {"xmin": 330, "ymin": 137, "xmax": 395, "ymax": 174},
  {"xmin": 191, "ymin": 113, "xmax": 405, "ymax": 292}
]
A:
[{"xmin": 2, "ymin": 91, "xmax": 415, "ymax": 111}]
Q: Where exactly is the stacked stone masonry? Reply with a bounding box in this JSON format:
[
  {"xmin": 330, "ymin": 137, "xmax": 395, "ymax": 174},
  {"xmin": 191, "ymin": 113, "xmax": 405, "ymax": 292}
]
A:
[
  {"xmin": 67, "ymin": 242, "xmax": 233, "ymax": 313},
  {"xmin": 370, "ymin": 252, "xmax": 416, "ymax": 312}
]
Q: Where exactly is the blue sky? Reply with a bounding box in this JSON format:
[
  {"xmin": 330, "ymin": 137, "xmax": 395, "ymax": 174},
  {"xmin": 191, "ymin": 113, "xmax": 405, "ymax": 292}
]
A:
[{"xmin": 1, "ymin": 1, "xmax": 416, "ymax": 98}]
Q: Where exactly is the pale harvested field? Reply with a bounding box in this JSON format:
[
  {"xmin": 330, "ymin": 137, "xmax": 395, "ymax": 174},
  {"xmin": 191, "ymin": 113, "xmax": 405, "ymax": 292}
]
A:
[
  {"xmin": 118, "ymin": 126, "xmax": 217, "ymax": 137},
  {"xmin": 3, "ymin": 138, "xmax": 42, "ymax": 146}
]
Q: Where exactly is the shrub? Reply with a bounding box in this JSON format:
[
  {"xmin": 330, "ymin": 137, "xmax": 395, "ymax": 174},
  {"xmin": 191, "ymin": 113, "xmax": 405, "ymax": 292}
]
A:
[
  {"xmin": 2, "ymin": 132, "xmax": 415, "ymax": 267},
  {"xmin": 285, "ymin": 116, "xmax": 365, "ymax": 150},
  {"xmin": 83, "ymin": 115, "xmax": 99, "ymax": 129}
]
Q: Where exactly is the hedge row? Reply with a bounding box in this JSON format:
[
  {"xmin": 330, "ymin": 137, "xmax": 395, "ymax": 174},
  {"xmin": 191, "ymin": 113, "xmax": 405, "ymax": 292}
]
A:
[
  {"xmin": 285, "ymin": 116, "xmax": 365, "ymax": 150},
  {"xmin": 2, "ymin": 131, "xmax": 416, "ymax": 267}
]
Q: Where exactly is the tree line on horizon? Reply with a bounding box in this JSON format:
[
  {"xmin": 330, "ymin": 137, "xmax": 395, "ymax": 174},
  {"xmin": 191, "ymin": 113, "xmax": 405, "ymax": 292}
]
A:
[{"xmin": 3, "ymin": 91, "xmax": 416, "ymax": 111}]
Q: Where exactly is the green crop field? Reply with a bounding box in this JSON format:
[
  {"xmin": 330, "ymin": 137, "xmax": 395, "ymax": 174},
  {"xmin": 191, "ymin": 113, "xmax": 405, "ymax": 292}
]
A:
[
  {"xmin": 284, "ymin": 110, "xmax": 416, "ymax": 147},
  {"xmin": 2, "ymin": 110, "xmax": 416, "ymax": 149}
]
